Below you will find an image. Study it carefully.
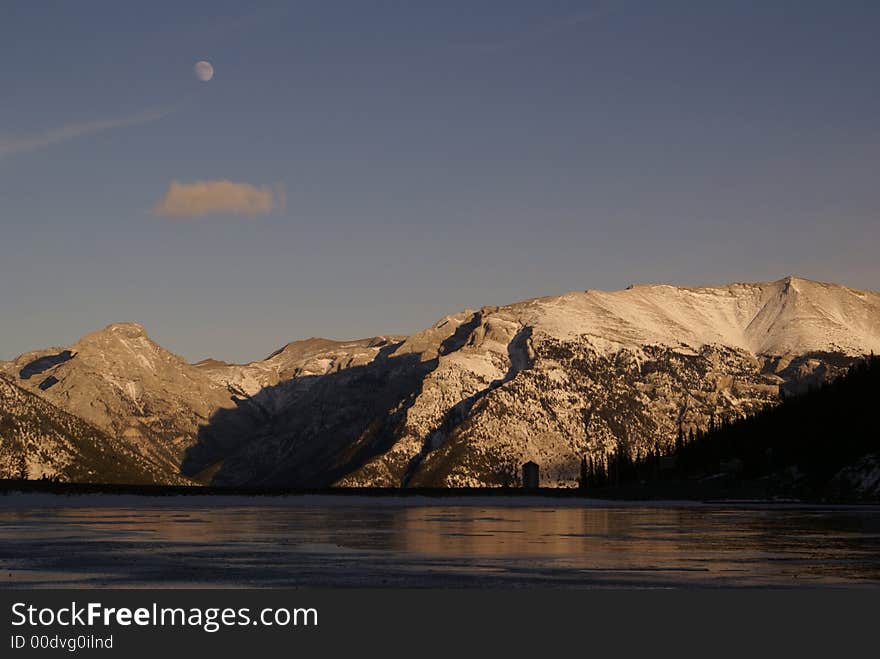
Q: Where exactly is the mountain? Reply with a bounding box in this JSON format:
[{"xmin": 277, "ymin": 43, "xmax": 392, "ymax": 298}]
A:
[
  {"xmin": 0, "ymin": 325, "xmax": 407, "ymax": 484},
  {"xmin": 590, "ymin": 355, "xmax": 880, "ymax": 501},
  {"xmin": 1, "ymin": 323, "xmax": 234, "ymax": 482},
  {"xmin": 2, "ymin": 276, "xmax": 879, "ymax": 487},
  {"xmin": 0, "ymin": 375, "xmax": 176, "ymax": 484}
]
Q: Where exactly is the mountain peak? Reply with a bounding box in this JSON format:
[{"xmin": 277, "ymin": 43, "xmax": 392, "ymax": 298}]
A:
[
  {"xmin": 505, "ymin": 276, "xmax": 880, "ymax": 358},
  {"xmin": 72, "ymin": 322, "xmax": 152, "ymax": 352},
  {"xmin": 101, "ymin": 322, "xmax": 147, "ymax": 337},
  {"xmin": 778, "ymin": 274, "xmax": 808, "ymax": 290},
  {"xmin": 5, "ymin": 275, "xmax": 880, "ymax": 489}
]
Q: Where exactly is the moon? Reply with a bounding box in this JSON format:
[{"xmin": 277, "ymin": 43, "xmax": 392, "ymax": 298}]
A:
[{"xmin": 194, "ymin": 61, "xmax": 214, "ymax": 82}]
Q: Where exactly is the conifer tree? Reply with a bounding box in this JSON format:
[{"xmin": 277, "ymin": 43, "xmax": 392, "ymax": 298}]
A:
[
  {"xmin": 17, "ymin": 453, "xmax": 28, "ymax": 481},
  {"xmin": 579, "ymin": 455, "xmax": 588, "ymax": 490}
]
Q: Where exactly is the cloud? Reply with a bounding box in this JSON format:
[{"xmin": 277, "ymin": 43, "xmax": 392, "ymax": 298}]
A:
[
  {"xmin": 153, "ymin": 180, "xmax": 282, "ymax": 218},
  {"xmin": 469, "ymin": 5, "xmax": 614, "ymax": 54},
  {"xmin": 0, "ymin": 107, "xmax": 173, "ymax": 159}
]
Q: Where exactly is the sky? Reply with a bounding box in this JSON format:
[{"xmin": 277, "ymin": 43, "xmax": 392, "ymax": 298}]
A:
[{"xmin": 1, "ymin": 0, "xmax": 879, "ymax": 363}]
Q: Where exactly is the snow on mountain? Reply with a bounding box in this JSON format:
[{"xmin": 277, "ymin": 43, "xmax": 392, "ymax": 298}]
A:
[
  {"xmin": 185, "ymin": 276, "xmax": 880, "ymax": 488},
  {"xmin": 510, "ymin": 276, "xmax": 880, "ymax": 356},
  {"xmin": 194, "ymin": 336, "xmax": 404, "ymax": 397},
  {"xmin": 2, "ymin": 276, "xmax": 879, "ymax": 487},
  {"xmin": 0, "ymin": 375, "xmax": 180, "ymax": 484},
  {"xmin": 0, "ymin": 322, "xmax": 232, "ymax": 481}
]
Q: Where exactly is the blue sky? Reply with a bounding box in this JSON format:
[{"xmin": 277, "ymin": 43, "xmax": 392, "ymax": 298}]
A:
[{"xmin": 2, "ymin": 1, "xmax": 879, "ymax": 362}]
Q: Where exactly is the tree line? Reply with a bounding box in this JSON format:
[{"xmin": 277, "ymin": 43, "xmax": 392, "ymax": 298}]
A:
[{"xmin": 579, "ymin": 354, "xmax": 879, "ymax": 494}]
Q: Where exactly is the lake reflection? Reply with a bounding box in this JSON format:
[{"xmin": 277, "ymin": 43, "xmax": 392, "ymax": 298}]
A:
[{"xmin": 1, "ymin": 498, "xmax": 878, "ymax": 588}]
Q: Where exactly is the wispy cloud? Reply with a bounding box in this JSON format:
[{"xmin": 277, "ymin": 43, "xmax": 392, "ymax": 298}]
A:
[
  {"xmin": 153, "ymin": 180, "xmax": 283, "ymax": 219},
  {"xmin": 0, "ymin": 107, "xmax": 173, "ymax": 160},
  {"xmin": 470, "ymin": 5, "xmax": 615, "ymax": 54}
]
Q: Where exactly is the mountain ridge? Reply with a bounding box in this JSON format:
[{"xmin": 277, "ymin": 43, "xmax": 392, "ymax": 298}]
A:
[{"xmin": 2, "ymin": 276, "xmax": 879, "ymax": 487}]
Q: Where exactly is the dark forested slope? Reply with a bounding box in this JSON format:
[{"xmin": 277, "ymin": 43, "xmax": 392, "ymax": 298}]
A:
[{"xmin": 582, "ymin": 355, "xmax": 880, "ymax": 500}]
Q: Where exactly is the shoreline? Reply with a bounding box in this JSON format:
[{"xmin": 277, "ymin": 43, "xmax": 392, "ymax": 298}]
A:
[{"xmin": 1, "ymin": 490, "xmax": 878, "ymax": 511}]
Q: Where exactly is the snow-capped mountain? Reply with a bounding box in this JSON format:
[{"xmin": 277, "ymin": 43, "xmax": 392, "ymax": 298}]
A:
[
  {"xmin": 2, "ymin": 276, "xmax": 879, "ymax": 487},
  {"xmin": 0, "ymin": 322, "xmax": 232, "ymax": 481},
  {"xmin": 0, "ymin": 375, "xmax": 181, "ymax": 484}
]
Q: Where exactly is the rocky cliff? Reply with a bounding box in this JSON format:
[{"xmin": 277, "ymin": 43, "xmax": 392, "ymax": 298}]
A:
[{"xmin": 3, "ymin": 276, "xmax": 878, "ymax": 487}]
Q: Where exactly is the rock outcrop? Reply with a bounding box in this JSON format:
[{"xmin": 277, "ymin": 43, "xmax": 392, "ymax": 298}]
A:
[{"xmin": 3, "ymin": 276, "xmax": 879, "ymax": 487}]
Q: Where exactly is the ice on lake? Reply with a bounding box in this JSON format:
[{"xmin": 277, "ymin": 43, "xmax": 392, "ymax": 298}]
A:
[{"xmin": 1, "ymin": 495, "xmax": 878, "ymax": 588}]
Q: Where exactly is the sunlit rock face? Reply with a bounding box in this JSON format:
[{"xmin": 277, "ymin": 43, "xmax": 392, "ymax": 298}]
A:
[
  {"xmin": 186, "ymin": 276, "xmax": 880, "ymax": 488},
  {"xmin": 0, "ymin": 375, "xmax": 180, "ymax": 484},
  {"xmin": 341, "ymin": 276, "xmax": 880, "ymax": 487},
  {"xmin": 1, "ymin": 323, "xmax": 233, "ymax": 481},
  {"xmin": 3, "ymin": 276, "xmax": 879, "ymax": 487}
]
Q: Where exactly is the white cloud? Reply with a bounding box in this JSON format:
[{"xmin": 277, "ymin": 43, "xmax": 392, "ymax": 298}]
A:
[{"xmin": 153, "ymin": 180, "xmax": 282, "ymax": 218}]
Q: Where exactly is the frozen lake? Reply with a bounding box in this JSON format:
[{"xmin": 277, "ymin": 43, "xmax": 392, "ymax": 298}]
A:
[{"xmin": 1, "ymin": 495, "xmax": 879, "ymax": 588}]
